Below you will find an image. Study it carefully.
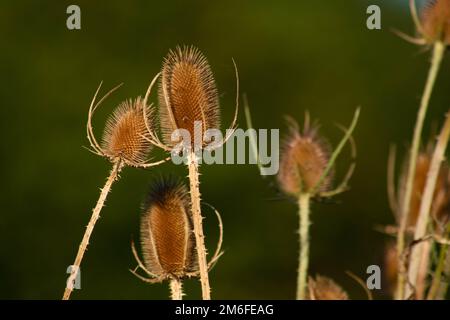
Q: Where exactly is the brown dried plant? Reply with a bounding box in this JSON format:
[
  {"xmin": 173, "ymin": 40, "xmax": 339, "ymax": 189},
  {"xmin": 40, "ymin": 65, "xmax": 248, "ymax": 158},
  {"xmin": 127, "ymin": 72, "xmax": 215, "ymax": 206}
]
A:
[
  {"xmin": 277, "ymin": 110, "xmax": 359, "ymax": 300},
  {"xmin": 63, "ymin": 83, "xmax": 166, "ymax": 300},
  {"xmin": 307, "ymin": 275, "xmax": 349, "ymax": 300},
  {"xmin": 130, "ymin": 178, "xmax": 223, "ymax": 300},
  {"xmin": 141, "ymin": 45, "xmax": 238, "ymax": 299}
]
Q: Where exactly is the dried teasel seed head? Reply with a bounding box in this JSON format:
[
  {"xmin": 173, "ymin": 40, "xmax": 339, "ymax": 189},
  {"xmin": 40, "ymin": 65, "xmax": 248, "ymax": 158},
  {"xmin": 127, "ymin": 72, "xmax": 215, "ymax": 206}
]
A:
[
  {"xmin": 420, "ymin": 0, "xmax": 450, "ymax": 45},
  {"xmin": 277, "ymin": 115, "xmax": 332, "ymax": 196},
  {"xmin": 140, "ymin": 178, "xmax": 197, "ymax": 279},
  {"xmin": 307, "ymin": 275, "xmax": 349, "ymax": 300},
  {"xmin": 398, "ymin": 147, "xmax": 450, "ymax": 229},
  {"xmin": 102, "ymin": 97, "xmax": 154, "ymax": 166},
  {"xmin": 159, "ymin": 45, "xmax": 220, "ymax": 148}
]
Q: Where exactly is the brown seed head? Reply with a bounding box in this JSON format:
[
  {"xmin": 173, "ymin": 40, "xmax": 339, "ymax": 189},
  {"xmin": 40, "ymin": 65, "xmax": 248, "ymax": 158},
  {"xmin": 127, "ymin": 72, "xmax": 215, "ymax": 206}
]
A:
[
  {"xmin": 159, "ymin": 45, "xmax": 220, "ymax": 147},
  {"xmin": 277, "ymin": 115, "xmax": 332, "ymax": 196},
  {"xmin": 398, "ymin": 147, "xmax": 450, "ymax": 229},
  {"xmin": 140, "ymin": 178, "xmax": 197, "ymax": 279},
  {"xmin": 421, "ymin": 0, "xmax": 450, "ymax": 44},
  {"xmin": 102, "ymin": 97, "xmax": 154, "ymax": 166},
  {"xmin": 383, "ymin": 241, "xmax": 398, "ymax": 297},
  {"xmin": 308, "ymin": 275, "xmax": 349, "ymax": 300}
]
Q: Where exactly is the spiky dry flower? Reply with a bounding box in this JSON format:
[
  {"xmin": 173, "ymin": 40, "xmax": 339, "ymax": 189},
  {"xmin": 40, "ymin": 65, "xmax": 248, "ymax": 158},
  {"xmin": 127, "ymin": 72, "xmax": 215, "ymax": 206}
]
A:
[
  {"xmin": 421, "ymin": 0, "xmax": 450, "ymax": 45},
  {"xmin": 277, "ymin": 115, "xmax": 332, "ymax": 197},
  {"xmin": 159, "ymin": 45, "xmax": 220, "ymax": 148},
  {"xmin": 102, "ymin": 97, "xmax": 154, "ymax": 166},
  {"xmin": 308, "ymin": 275, "xmax": 349, "ymax": 300},
  {"xmin": 140, "ymin": 178, "xmax": 197, "ymax": 279}
]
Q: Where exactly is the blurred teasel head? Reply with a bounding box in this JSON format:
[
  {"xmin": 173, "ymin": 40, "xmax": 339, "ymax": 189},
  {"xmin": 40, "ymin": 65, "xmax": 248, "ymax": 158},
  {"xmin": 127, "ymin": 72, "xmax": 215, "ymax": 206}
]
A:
[
  {"xmin": 308, "ymin": 275, "xmax": 349, "ymax": 300},
  {"xmin": 139, "ymin": 178, "xmax": 197, "ymax": 280},
  {"xmin": 420, "ymin": 0, "xmax": 450, "ymax": 45},
  {"xmin": 397, "ymin": 145, "xmax": 450, "ymax": 231},
  {"xmin": 277, "ymin": 114, "xmax": 333, "ymax": 197},
  {"xmin": 158, "ymin": 46, "xmax": 220, "ymax": 149},
  {"xmin": 101, "ymin": 97, "xmax": 155, "ymax": 166}
]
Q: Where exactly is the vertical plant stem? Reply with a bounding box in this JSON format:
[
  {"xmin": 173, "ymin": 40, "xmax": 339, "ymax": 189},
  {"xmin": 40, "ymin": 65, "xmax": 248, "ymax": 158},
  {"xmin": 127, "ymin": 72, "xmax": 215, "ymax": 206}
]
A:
[
  {"xmin": 62, "ymin": 160, "xmax": 122, "ymax": 300},
  {"xmin": 187, "ymin": 152, "xmax": 211, "ymax": 300},
  {"xmin": 170, "ymin": 278, "xmax": 184, "ymax": 300},
  {"xmin": 396, "ymin": 41, "xmax": 445, "ymax": 299},
  {"xmin": 427, "ymin": 226, "xmax": 450, "ymax": 300},
  {"xmin": 297, "ymin": 193, "xmax": 311, "ymax": 300},
  {"xmin": 406, "ymin": 113, "xmax": 450, "ymax": 299}
]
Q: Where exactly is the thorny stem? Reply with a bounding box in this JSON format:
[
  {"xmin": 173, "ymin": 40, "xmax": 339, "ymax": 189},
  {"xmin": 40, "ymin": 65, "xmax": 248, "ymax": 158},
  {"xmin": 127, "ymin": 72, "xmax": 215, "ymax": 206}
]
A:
[
  {"xmin": 427, "ymin": 225, "xmax": 450, "ymax": 300},
  {"xmin": 406, "ymin": 113, "xmax": 450, "ymax": 299},
  {"xmin": 188, "ymin": 152, "xmax": 211, "ymax": 300},
  {"xmin": 170, "ymin": 278, "xmax": 184, "ymax": 300},
  {"xmin": 297, "ymin": 193, "xmax": 311, "ymax": 300},
  {"xmin": 63, "ymin": 160, "xmax": 123, "ymax": 300},
  {"xmin": 396, "ymin": 41, "xmax": 445, "ymax": 300}
]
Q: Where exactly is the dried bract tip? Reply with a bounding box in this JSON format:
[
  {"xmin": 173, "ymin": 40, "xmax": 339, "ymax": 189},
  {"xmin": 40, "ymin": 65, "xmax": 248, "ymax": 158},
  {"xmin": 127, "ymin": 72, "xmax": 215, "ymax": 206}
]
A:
[
  {"xmin": 140, "ymin": 178, "xmax": 197, "ymax": 279},
  {"xmin": 159, "ymin": 45, "xmax": 220, "ymax": 147},
  {"xmin": 102, "ymin": 97, "xmax": 154, "ymax": 166},
  {"xmin": 277, "ymin": 115, "xmax": 332, "ymax": 196},
  {"xmin": 308, "ymin": 275, "xmax": 349, "ymax": 300},
  {"xmin": 421, "ymin": 0, "xmax": 450, "ymax": 44},
  {"xmin": 398, "ymin": 148, "xmax": 450, "ymax": 229}
]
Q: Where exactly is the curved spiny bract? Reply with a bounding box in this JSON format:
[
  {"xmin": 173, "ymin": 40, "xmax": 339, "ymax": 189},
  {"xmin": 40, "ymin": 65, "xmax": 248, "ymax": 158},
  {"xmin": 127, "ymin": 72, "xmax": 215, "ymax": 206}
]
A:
[
  {"xmin": 277, "ymin": 116, "xmax": 332, "ymax": 197},
  {"xmin": 140, "ymin": 178, "xmax": 197, "ymax": 279},
  {"xmin": 421, "ymin": 0, "xmax": 450, "ymax": 45},
  {"xmin": 159, "ymin": 45, "xmax": 220, "ymax": 148},
  {"xmin": 102, "ymin": 97, "xmax": 154, "ymax": 166}
]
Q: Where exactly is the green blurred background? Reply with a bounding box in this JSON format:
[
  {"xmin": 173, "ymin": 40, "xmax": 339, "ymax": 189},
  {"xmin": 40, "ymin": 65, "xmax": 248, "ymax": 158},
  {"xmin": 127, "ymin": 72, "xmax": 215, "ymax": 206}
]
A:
[{"xmin": 1, "ymin": 0, "xmax": 449, "ymax": 299}]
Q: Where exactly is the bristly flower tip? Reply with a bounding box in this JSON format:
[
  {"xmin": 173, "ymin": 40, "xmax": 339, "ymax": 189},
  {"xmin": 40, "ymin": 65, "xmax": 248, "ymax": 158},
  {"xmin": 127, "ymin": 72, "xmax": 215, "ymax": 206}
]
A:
[
  {"xmin": 421, "ymin": 0, "xmax": 450, "ymax": 45},
  {"xmin": 308, "ymin": 275, "xmax": 349, "ymax": 300}
]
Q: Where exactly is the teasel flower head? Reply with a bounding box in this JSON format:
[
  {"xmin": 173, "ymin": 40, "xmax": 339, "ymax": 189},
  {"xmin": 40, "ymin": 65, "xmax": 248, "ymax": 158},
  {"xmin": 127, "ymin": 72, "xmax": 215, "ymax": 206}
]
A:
[
  {"xmin": 307, "ymin": 275, "xmax": 349, "ymax": 300},
  {"xmin": 397, "ymin": 145, "xmax": 450, "ymax": 231},
  {"xmin": 86, "ymin": 82, "xmax": 165, "ymax": 169},
  {"xmin": 139, "ymin": 178, "xmax": 197, "ymax": 280},
  {"xmin": 159, "ymin": 46, "xmax": 220, "ymax": 149},
  {"xmin": 277, "ymin": 114, "xmax": 333, "ymax": 197},
  {"xmin": 101, "ymin": 97, "xmax": 154, "ymax": 166},
  {"xmin": 420, "ymin": 0, "xmax": 450, "ymax": 45}
]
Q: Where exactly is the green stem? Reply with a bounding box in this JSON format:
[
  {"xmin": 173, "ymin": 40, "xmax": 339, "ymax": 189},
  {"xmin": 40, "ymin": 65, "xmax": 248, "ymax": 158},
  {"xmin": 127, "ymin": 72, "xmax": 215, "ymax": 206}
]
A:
[
  {"xmin": 297, "ymin": 193, "xmax": 311, "ymax": 300},
  {"xmin": 427, "ymin": 224, "xmax": 450, "ymax": 300},
  {"xmin": 396, "ymin": 41, "xmax": 445, "ymax": 300}
]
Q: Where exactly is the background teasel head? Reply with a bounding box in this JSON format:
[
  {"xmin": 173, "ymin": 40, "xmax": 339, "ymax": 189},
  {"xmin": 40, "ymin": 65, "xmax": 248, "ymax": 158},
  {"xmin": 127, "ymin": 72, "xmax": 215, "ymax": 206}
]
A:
[
  {"xmin": 277, "ymin": 114, "xmax": 332, "ymax": 197},
  {"xmin": 307, "ymin": 275, "xmax": 349, "ymax": 300},
  {"xmin": 159, "ymin": 46, "xmax": 221, "ymax": 148},
  {"xmin": 136, "ymin": 178, "xmax": 197, "ymax": 281},
  {"xmin": 420, "ymin": 0, "xmax": 450, "ymax": 45},
  {"xmin": 396, "ymin": 145, "xmax": 450, "ymax": 231}
]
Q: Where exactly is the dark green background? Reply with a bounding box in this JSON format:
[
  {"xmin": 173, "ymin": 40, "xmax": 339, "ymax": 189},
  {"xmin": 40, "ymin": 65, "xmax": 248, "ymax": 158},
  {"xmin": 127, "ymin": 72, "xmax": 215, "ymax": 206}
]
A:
[{"xmin": 1, "ymin": 0, "xmax": 449, "ymax": 299}]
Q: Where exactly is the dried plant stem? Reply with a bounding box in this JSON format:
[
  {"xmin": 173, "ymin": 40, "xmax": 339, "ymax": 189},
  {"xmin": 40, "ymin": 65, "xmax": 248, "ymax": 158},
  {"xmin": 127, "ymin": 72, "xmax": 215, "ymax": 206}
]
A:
[
  {"xmin": 297, "ymin": 193, "xmax": 311, "ymax": 300},
  {"xmin": 170, "ymin": 278, "xmax": 184, "ymax": 300},
  {"xmin": 427, "ymin": 226, "xmax": 450, "ymax": 300},
  {"xmin": 406, "ymin": 113, "xmax": 450, "ymax": 299},
  {"xmin": 187, "ymin": 152, "xmax": 211, "ymax": 300},
  {"xmin": 63, "ymin": 160, "xmax": 123, "ymax": 300},
  {"xmin": 396, "ymin": 41, "xmax": 445, "ymax": 299}
]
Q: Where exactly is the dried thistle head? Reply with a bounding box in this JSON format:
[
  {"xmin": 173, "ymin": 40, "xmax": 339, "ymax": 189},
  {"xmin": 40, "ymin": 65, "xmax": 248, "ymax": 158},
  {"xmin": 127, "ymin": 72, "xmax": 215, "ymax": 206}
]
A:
[
  {"xmin": 159, "ymin": 45, "xmax": 220, "ymax": 148},
  {"xmin": 140, "ymin": 178, "xmax": 197, "ymax": 280},
  {"xmin": 101, "ymin": 97, "xmax": 154, "ymax": 166},
  {"xmin": 307, "ymin": 275, "xmax": 349, "ymax": 300},
  {"xmin": 420, "ymin": 0, "xmax": 450, "ymax": 45},
  {"xmin": 398, "ymin": 146, "xmax": 450, "ymax": 229},
  {"xmin": 277, "ymin": 115, "xmax": 332, "ymax": 196}
]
